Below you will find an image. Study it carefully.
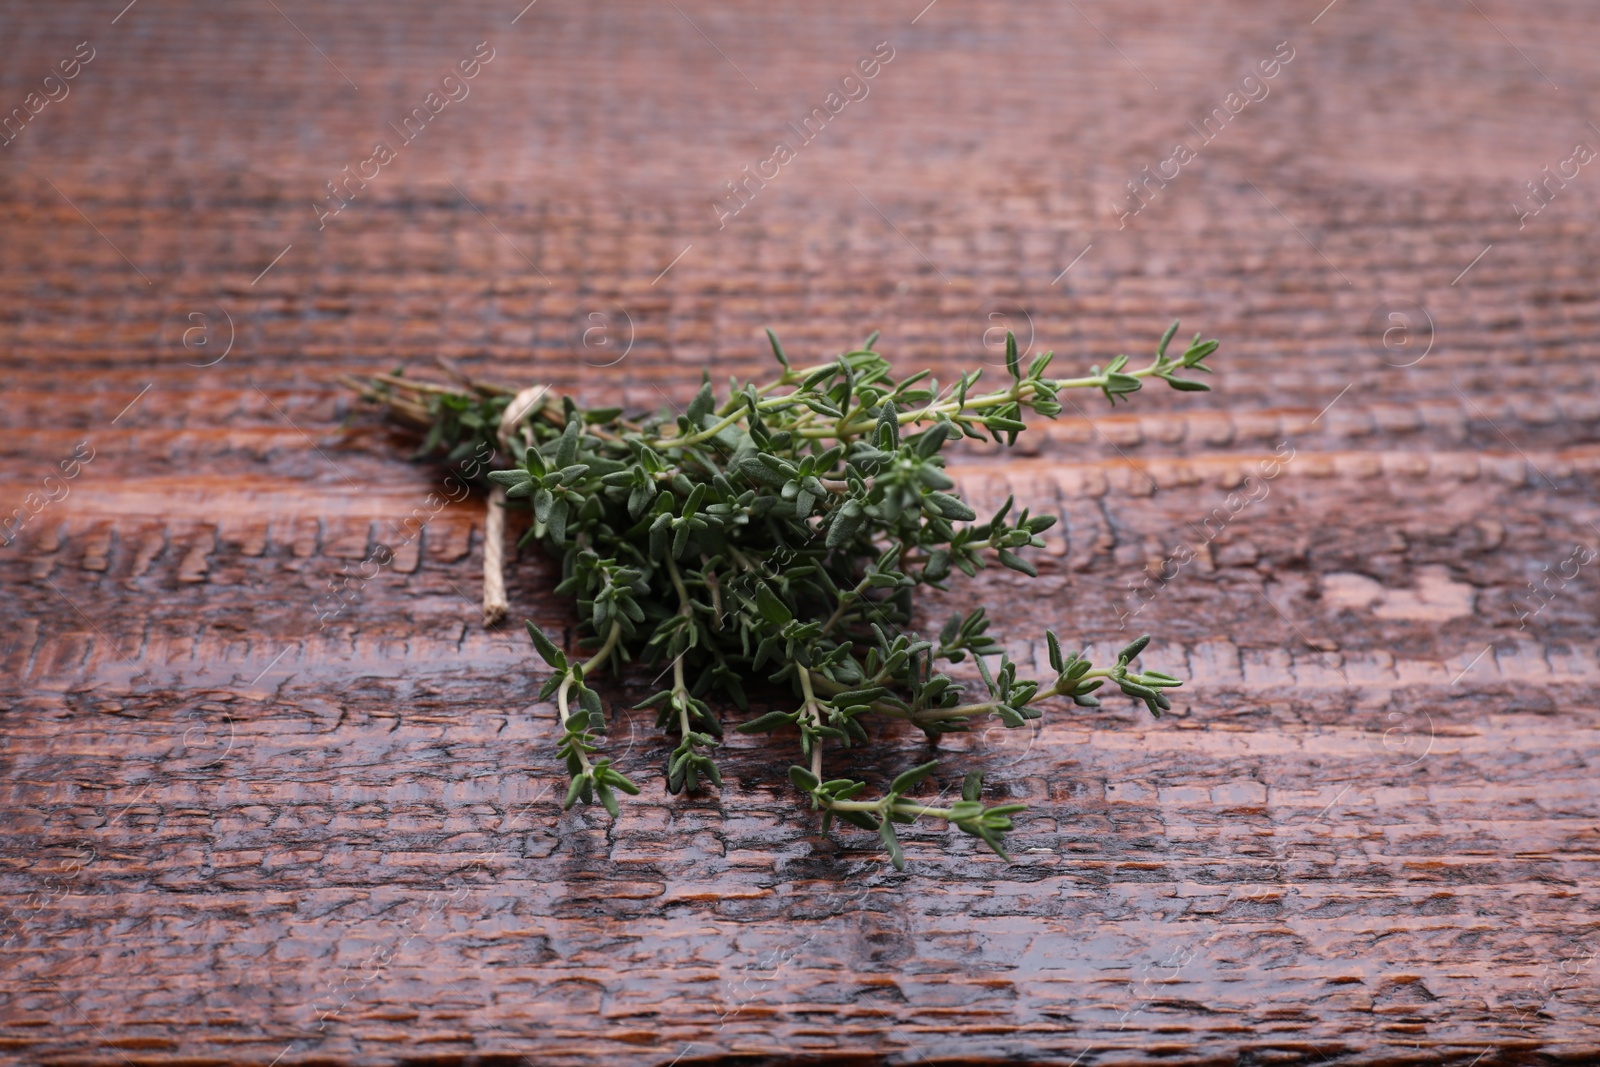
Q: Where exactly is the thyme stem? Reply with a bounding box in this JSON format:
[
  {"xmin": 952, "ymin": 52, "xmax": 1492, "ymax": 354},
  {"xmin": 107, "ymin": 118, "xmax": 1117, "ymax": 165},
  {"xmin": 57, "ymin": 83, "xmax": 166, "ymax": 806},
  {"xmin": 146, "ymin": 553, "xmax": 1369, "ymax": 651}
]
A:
[{"xmin": 798, "ymin": 667, "xmax": 824, "ymax": 781}]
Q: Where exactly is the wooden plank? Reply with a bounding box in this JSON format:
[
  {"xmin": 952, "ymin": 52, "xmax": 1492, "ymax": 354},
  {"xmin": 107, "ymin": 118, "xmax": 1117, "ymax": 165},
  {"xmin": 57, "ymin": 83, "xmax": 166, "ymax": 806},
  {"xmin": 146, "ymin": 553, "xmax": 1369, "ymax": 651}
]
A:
[{"xmin": 4, "ymin": 0, "xmax": 1600, "ymax": 1063}]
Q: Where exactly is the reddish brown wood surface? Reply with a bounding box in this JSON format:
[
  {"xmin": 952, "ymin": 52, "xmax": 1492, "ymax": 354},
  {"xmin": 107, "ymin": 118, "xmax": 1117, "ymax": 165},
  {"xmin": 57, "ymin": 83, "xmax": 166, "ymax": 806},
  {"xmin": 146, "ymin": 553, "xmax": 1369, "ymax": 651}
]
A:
[{"xmin": 3, "ymin": 1, "xmax": 1599, "ymax": 1064}]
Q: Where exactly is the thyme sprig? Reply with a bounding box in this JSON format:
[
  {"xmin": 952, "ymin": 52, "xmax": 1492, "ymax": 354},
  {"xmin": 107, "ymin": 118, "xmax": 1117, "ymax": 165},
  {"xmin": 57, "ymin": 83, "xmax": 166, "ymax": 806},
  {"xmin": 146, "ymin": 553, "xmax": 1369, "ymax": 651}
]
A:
[{"xmin": 345, "ymin": 322, "xmax": 1219, "ymax": 869}]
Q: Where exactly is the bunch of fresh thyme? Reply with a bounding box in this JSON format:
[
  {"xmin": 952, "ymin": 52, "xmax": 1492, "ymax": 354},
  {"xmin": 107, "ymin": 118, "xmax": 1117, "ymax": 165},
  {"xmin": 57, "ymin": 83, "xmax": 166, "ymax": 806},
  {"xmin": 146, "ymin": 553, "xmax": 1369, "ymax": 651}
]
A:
[{"xmin": 344, "ymin": 322, "xmax": 1219, "ymax": 868}]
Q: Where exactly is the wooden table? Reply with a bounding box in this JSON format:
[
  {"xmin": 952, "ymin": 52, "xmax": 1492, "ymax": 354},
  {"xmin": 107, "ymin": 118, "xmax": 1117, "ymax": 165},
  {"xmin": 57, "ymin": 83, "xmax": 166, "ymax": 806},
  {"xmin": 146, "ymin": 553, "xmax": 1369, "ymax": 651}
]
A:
[{"xmin": 3, "ymin": 1, "xmax": 1598, "ymax": 1063}]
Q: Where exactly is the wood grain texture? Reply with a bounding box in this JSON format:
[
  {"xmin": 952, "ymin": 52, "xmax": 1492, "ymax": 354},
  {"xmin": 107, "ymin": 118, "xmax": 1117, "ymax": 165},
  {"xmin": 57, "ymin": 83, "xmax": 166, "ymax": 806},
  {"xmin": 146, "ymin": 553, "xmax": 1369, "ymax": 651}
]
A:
[{"xmin": 3, "ymin": 0, "xmax": 1599, "ymax": 1064}]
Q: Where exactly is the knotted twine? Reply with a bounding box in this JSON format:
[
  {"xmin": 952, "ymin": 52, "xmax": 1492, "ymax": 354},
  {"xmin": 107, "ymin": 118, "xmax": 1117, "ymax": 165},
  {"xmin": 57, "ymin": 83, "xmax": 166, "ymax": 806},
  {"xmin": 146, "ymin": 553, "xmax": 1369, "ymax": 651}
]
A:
[{"xmin": 482, "ymin": 384, "xmax": 550, "ymax": 626}]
